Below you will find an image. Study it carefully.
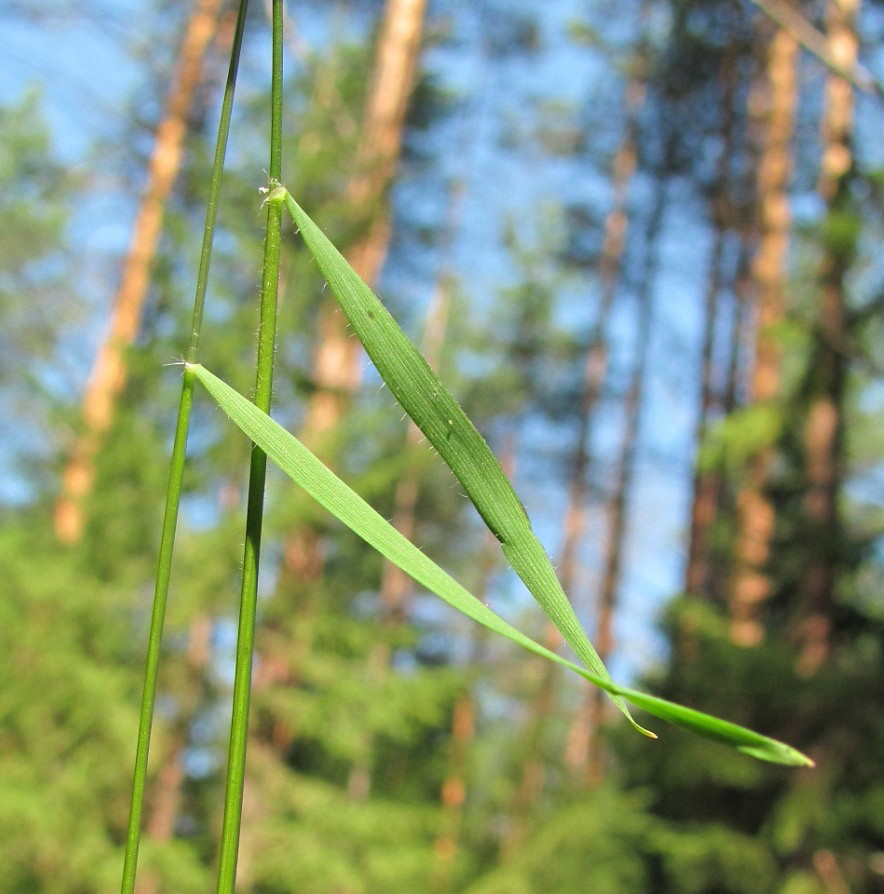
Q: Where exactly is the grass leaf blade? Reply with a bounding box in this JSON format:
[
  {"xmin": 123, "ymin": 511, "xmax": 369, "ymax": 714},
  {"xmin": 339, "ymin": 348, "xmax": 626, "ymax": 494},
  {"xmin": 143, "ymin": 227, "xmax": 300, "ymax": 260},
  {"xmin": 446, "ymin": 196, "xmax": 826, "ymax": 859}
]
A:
[
  {"xmin": 281, "ymin": 192, "xmax": 642, "ymax": 731},
  {"xmin": 190, "ymin": 362, "xmax": 813, "ymax": 768},
  {"xmin": 608, "ymin": 685, "xmax": 813, "ymax": 766}
]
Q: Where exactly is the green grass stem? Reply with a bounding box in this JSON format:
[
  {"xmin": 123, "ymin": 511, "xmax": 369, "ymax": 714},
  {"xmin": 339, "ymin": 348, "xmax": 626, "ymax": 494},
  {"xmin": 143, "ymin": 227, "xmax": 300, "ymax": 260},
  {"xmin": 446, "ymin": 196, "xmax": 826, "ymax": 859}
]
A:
[
  {"xmin": 215, "ymin": 2, "xmax": 284, "ymax": 890},
  {"xmin": 120, "ymin": 2, "xmax": 250, "ymax": 891}
]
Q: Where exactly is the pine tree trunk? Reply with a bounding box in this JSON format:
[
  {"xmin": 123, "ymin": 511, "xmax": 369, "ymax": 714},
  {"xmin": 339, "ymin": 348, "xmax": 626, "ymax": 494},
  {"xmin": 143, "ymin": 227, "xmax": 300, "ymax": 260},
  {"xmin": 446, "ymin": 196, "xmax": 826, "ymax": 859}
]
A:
[
  {"xmin": 431, "ymin": 539, "xmax": 496, "ymax": 892},
  {"xmin": 266, "ymin": 0, "xmax": 428, "ymax": 677},
  {"xmin": 560, "ymin": 80, "xmax": 644, "ymax": 779},
  {"xmin": 54, "ymin": 0, "xmax": 223, "ymax": 543},
  {"xmin": 684, "ymin": 225, "xmax": 726, "ymax": 599},
  {"xmin": 432, "ymin": 687, "xmax": 476, "ymax": 887},
  {"xmin": 579, "ymin": 177, "xmax": 666, "ymax": 785},
  {"xmin": 255, "ymin": 0, "xmax": 429, "ymax": 752},
  {"xmin": 346, "ymin": 182, "xmax": 461, "ymax": 800},
  {"xmin": 303, "ymin": 0, "xmax": 429, "ymax": 439},
  {"xmin": 560, "ymin": 76, "xmax": 643, "ymax": 616},
  {"xmin": 684, "ymin": 48, "xmax": 741, "ymax": 602},
  {"xmin": 797, "ymin": 0, "xmax": 858, "ymax": 674},
  {"xmin": 702, "ymin": 233, "xmax": 753, "ymax": 610},
  {"xmin": 503, "ymin": 27, "xmax": 647, "ymax": 823},
  {"xmin": 729, "ymin": 21, "xmax": 798, "ymax": 646},
  {"xmin": 374, "ymin": 180, "xmax": 464, "ymax": 630}
]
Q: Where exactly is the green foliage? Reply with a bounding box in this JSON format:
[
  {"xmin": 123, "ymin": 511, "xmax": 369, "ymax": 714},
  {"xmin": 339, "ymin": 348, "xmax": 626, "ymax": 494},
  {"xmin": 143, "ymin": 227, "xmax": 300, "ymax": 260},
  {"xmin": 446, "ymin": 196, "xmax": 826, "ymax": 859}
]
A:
[
  {"xmin": 242, "ymin": 773, "xmax": 440, "ymax": 894},
  {"xmin": 466, "ymin": 791, "xmax": 652, "ymax": 894},
  {"xmin": 648, "ymin": 822, "xmax": 778, "ymax": 894},
  {"xmin": 0, "ymin": 522, "xmax": 140, "ymax": 893},
  {"xmin": 616, "ymin": 595, "xmax": 884, "ymax": 893},
  {"xmin": 698, "ymin": 403, "xmax": 782, "ymax": 473},
  {"xmin": 820, "ymin": 210, "xmax": 860, "ymax": 262}
]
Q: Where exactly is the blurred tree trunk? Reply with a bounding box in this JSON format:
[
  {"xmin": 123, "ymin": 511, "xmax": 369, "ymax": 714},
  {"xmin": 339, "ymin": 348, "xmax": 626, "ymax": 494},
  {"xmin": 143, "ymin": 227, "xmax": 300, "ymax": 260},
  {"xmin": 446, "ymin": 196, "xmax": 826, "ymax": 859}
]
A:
[
  {"xmin": 559, "ymin": 78, "xmax": 645, "ymax": 780},
  {"xmin": 797, "ymin": 0, "xmax": 858, "ymax": 674},
  {"xmin": 502, "ymin": 48, "xmax": 645, "ymax": 839},
  {"xmin": 684, "ymin": 226, "xmax": 727, "ymax": 599},
  {"xmin": 729, "ymin": 20, "xmax": 798, "ymax": 646},
  {"xmin": 578, "ymin": 176, "xmax": 665, "ymax": 785},
  {"xmin": 431, "ymin": 534, "xmax": 496, "ymax": 892},
  {"xmin": 372, "ymin": 179, "xmax": 465, "ymax": 636},
  {"xmin": 256, "ymin": 0, "xmax": 429, "ymax": 753},
  {"xmin": 684, "ymin": 48, "xmax": 740, "ymax": 602},
  {"xmin": 269, "ymin": 0, "xmax": 428, "ymax": 659},
  {"xmin": 703, "ymin": 234, "xmax": 753, "ymax": 608},
  {"xmin": 54, "ymin": 0, "xmax": 223, "ymax": 543},
  {"xmin": 560, "ymin": 75, "xmax": 643, "ymax": 624},
  {"xmin": 431, "ymin": 685, "xmax": 476, "ymax": 890},
  {"xmin": 303, "ymin": 0, "xmax": 428, "ymax": 439},
  {"xmin": 347, "ymin": 181, "xmax": 462, "ymax": 801}
]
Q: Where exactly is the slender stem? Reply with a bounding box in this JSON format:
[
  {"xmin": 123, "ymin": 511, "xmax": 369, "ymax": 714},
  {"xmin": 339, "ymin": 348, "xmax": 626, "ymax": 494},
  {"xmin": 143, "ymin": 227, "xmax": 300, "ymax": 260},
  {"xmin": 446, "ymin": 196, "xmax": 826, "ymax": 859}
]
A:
[
  {"xmin": 120, "ymin": 3, "xmax": 251, "ymax": 892},
  {"xmin": 215, "ymin": 2, "xmax": 284, "ymax": 890},
  {"xmin": 188, "ymin": 0, "xmax": 252, "ymax": 361}
]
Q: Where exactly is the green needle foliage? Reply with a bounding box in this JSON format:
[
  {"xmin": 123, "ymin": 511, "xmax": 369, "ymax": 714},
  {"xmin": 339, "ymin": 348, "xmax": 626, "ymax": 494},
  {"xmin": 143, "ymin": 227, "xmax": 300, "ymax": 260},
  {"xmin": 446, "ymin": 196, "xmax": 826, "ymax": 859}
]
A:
[{"xmin": 190, "ymin": 361, "xmax": 812, "ymax": 767}]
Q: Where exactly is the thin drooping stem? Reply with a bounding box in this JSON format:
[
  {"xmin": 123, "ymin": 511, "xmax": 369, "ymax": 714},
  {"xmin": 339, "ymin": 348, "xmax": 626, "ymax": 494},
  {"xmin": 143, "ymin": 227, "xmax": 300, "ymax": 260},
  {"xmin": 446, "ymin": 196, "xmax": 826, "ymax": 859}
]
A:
[
  {"xmin": 120, "ymin": 3, "xmax": 250, "ymax": 892},
  {"xmin": 215, "ymin": 2, "xmax": 283, "ymax": 890},
  {"xmin": 749, "ymin": 0, "xmax": 880, "ymax": 96}
]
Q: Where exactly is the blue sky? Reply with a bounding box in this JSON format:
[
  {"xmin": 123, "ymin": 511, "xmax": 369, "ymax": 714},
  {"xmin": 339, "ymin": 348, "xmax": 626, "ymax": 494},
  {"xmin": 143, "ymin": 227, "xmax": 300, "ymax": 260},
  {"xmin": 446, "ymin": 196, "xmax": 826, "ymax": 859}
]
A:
[{"xmin": 11, "ymin": 0, "xmax": 861, "ymax": 686}]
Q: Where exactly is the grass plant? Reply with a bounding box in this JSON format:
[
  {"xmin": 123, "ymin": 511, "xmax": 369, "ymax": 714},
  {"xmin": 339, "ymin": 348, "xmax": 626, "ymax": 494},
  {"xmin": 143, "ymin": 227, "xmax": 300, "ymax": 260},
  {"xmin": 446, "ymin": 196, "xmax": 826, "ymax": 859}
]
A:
[
  {"xmin": 122, "ymin": 8, "xmax": 813, "ymax": 890},
  {"xmin": 120, "ymin": 2, "xmax": 250, "ymax": 890}
]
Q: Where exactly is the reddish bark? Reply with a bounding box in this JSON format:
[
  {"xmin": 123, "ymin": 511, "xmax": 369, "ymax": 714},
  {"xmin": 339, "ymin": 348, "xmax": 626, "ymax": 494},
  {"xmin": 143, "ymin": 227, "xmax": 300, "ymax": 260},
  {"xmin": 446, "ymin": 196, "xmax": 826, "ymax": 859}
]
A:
[
  {"xmin": 797, "ymin": 0, "xmax": 858, "ymax": 674},
  {"xmin": 54, "ymin": 0, "xmax": 223, "ymax": 543},
  {"xmin": 730, "ymin": 22, "xmax": 798, "ymax": 646}
]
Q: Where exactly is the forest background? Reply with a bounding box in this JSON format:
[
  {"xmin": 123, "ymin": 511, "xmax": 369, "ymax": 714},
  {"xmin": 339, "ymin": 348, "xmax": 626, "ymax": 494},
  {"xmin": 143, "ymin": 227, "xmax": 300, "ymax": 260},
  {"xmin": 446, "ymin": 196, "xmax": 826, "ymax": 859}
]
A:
[{"xmin": 2, "ymin": 0, "xmax": 884, "ymax": 891}]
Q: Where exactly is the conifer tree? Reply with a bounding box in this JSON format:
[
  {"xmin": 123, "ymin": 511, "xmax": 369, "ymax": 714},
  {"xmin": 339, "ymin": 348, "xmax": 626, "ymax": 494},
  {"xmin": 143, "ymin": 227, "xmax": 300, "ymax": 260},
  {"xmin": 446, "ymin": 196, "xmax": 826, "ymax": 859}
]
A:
[
  {"xmin": 796, "ymin": 0, "xmax": 858, "ymax": 674},
  {"xmin": 54, "ymin": 0, "xmax": 224, "ymax": 543},
  {"xmin": 730, "ymin": 15, "xmax": 798, "ymax": 646}
]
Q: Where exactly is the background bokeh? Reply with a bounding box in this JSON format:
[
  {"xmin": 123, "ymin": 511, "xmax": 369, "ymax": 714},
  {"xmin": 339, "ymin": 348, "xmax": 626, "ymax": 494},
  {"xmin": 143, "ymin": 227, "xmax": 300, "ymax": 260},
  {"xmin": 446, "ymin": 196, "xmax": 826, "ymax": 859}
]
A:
[{"xmin": 2, "ymin": 0, "xmax": 883, "ymax": 890}]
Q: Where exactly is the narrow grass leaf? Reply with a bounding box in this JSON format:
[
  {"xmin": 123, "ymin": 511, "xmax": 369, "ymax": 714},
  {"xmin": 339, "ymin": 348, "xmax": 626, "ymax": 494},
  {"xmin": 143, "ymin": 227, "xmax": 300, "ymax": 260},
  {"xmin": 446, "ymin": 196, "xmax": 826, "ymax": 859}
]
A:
[
  {"xmin": 608, "ymin": 686, "xmax": 812, "ymax": 766},
  {"xmin": 190, "ymin": 362, "xmax": 813, "ymax": 768},
  {"xmin": 278, "ymin": 190, "xmax": 643, "ymax": 732}
]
